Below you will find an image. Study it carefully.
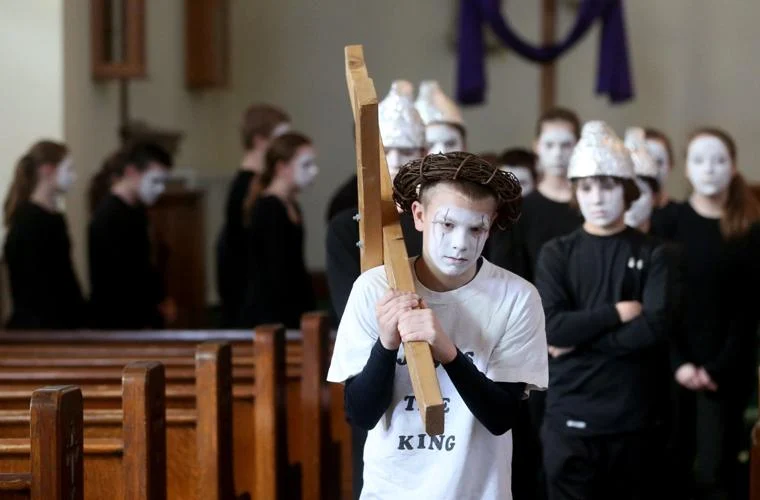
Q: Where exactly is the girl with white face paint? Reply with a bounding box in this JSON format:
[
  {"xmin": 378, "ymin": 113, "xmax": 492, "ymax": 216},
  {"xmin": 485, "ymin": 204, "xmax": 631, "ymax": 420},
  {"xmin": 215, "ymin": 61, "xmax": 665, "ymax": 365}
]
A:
[
  {"xmin": 328, "ymin": 152, "xmax": 548, "ymax": 500},
  {"xmin": 661, "ymin": 128, "xmax": 760, "ymax": 498},
  {"xmin": 643, "ymin": 128, "xmax": 674, "ymax": 209},
  {"xmin": 239, "ymin": 132, "xmax": 317, "ymax": 330},
  {"xmin": 533, "ymin": 109, "xmax": 580, "ymax": 203},
  {"xmin": 88, "ymin": 141, "xmax": 176, "ymax": 330},
  {"xmin": 535, "ymin": 121, "xmax": 673, "ymax": 499},
  {"xmin": 3, "ymin": 140, "xmax": 87, "ymax": 329},
  {"xmin": 624, "ymin": 127, "xmax": 661, "ymax": 233}
]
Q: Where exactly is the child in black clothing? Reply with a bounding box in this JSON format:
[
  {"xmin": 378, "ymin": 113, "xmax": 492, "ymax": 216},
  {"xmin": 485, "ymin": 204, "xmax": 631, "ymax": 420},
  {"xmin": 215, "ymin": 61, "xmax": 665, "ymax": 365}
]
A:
[
  {"xmin": 535, "ymin": 121, "xmax": 675, "ymax": 500},
  {"xmin": 239, "ymin": 132, "xmax": 318, "ymax": 329},
  {"xmin": 3, "ymin": 140, "xmax": 85, "ymax": 329},
  {"xmin": 88, "ymin": 142, "xmax": 173, "ymax": 329}
]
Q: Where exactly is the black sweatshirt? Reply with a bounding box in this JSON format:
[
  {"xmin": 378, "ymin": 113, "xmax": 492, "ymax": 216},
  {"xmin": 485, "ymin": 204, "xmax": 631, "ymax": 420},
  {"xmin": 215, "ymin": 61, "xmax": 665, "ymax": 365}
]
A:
[
  {"xmin": 88, "ymin": 194, "xmax": 165, "ymax": 329},
  {"xmin": 216, "ymin": 170, "xmax": 255, "ymax": 325},
  {"xmin": 487, "ymin": 190, "xmax": 582, "ymax": 282},
  {"xmin": 344, "ymin": 340, "xmax": 526, "ymax": 435},
  {"xmin": 535, "ymin": 227, "xmax": 674, "ymax": 435},
  {"xmin": 325, "ymin": 207, "xmax": 422, "ymax": 321},
  {"xmin": 325, "ymin": 175, "xmax": 358, "ymax": 223},
  {"xmin": 654, "ymin": 202, "xmax": 760, "ymax": 386},
  {"xmin": 4, "ymin": 202, "xmax": 86, "ymax": 329},
  {"xmin": 240, "ymin": 195, "xmax": 315, "ymax": 329}
]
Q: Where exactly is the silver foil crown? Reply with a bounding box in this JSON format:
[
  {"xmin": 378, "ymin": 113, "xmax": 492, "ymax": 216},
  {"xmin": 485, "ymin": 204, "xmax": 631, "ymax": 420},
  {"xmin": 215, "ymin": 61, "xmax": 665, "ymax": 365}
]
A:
[
  {"xmin": 568, "ymin": 121, "xmax": 635, "ymax": 180},
  {"xmin": 624, "ymin": 127, "xmax": 659, "ymax": 179},
  {"xmin": 379, "ymin": 80, "xmax": 425, "ymax": 149},
  {"xmin": 414, "ymin": 80, "xmax": 464, "ymax": 126}
]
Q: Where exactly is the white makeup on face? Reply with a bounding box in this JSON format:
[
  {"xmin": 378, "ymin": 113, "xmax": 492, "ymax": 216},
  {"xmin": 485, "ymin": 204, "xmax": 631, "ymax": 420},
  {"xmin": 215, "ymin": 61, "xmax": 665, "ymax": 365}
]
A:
[
  {"xmin": 271, "ymin": 122, "xmax": 291, "ymax": 139},
  {"xmin": 624, "ymin": 178, "xmax": 654, "ymax": 229},
  {"xmin": 55, "ymin": 156, "xmax": 76, "ymax": 192},
  {"xmin": 428, "ymin": 205, "xmax": 492, "ymax": 276},
  {"xmin": 686, "ymin": 135, "xmax": 733, "ymax": 197},
  {"xmin": 500, "ymin": 165, "xmax": 535, "ymax": 195},
  {"xmin": 536, "ymin": 123, "xmax": 577, "ymax": 176},
  {"xmin": 425, "ymin": 123, "xmax": 464, "ymax": 154},
  {"xmin": 293, "ymin": 150, "xmax": 319, "ymax": 189},
  {"xmin": 385, "ymin": 147, "xmax": 420, "ymax": 181},
  {"xmin": 646, "ymin": 139, "xmax": 671, "ymax": 188},
  {"xmin": 576, "ymin": 177, "xmax": 626, "ymax": 229},
  {"xmin": 138, "ymin": 168, "xmax": 168, "ymax": 206}
]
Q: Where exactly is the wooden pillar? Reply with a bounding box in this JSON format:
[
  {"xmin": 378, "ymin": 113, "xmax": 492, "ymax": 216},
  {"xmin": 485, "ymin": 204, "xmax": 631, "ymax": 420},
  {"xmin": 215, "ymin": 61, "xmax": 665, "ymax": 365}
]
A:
[{"xmin": 540, "ymin": 0, "xmax": 557, "ymax": 113}]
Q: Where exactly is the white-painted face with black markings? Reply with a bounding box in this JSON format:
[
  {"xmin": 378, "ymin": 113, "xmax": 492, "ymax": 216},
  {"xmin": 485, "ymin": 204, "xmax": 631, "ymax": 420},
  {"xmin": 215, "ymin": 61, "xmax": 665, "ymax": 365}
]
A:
[{"xmin": 413, "ymin": 183, "xmax": 495, "ymax": 277}]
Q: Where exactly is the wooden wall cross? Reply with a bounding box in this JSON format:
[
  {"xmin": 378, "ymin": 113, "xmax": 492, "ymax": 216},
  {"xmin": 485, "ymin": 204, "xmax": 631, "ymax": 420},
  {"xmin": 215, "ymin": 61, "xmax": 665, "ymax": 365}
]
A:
[
  {"xmin": 540, "ymin": 0, "xmax": 557, "ymax": 113},
  {"xmin": 344, "ymin": 45, "xmax": 445, "ymax": 436}
]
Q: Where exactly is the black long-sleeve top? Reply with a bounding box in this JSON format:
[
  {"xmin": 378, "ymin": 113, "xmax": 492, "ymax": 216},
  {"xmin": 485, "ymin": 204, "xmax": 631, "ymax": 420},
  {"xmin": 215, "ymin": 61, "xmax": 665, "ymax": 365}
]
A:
[
  {"xmin": 4, "ymin": 202, "xmax": 86, "ymax": 329},
  {"xmin": 325, "ymin": 207, "xmax": 422, "ymax": 322},
  {"xmin": 240, "ymin": 195, "xmax": 315, "ymax": 329},
  {"xmin": 653, "ymin": 202, "xmax": 760, "ymax": 386},
  {"xmin": 535, "ymin": 226, "xmax": 674, "ymax": 435},
  {"xmin": 325, "ymin": 175, "xmax": 358, "ymax": 223},
  {"xmin": 216, "ymin": 170, "xmax": 255, "ymax": 325},
  {"xmin": 487, "ymin": 190, "xmax": 582, "ymax": 282},
  {"xmin": 88, "ymin": 194, "xmax": 165, "ymax": 329},
  {"xmin": 344, "ymin": 339, "xmax": 525, "ymax": 435}
]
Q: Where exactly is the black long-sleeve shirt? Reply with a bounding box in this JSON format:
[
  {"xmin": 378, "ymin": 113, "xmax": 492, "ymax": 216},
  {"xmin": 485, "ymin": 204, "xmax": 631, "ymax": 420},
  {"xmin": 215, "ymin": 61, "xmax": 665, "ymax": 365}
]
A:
[
  {"xmin": 487, "ymin": 190, "xmax": 582, "ymax": 282},
  {"xmin": 654, "ymin": 202, "xmax": 760, "ymax": 386},
  {"xmin": 344, "ymin": 340, "xmax": 525, "ymax": 435},
  {"xmin": 4, "ymin": 202, "xmax": 86, "ymax": 329},
  {"xmin": 216, "ymin": 170, "xmax": 255, "ymax": 325},
  {"xmin": 325, "ymin": 207, "xmax": 422, "ymax": 322},
  {"xmin": 88, "ymin": 194, "xmax": 165, "ymax": 329},
  {"xmin": 240, "ymin": 195, "xmax": 315, "ymax": 329},
  {"xmin": 325, "ymin": 175, "xmax": 358, "ymax": 223},
  {"xmin": 535, "ymin": 227, "xmax": 674, "ymax": 435}
]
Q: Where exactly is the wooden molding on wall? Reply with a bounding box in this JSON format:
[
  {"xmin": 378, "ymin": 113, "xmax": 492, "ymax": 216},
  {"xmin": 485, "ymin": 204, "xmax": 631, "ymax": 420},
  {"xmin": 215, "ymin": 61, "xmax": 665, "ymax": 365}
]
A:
[
  {"xmin": 185, "ymin": 0, "xmax": 229, "ymax": 89},
  {"xmin": 91, "ymin": 0, "xmax": 146, "ymax": 80}
]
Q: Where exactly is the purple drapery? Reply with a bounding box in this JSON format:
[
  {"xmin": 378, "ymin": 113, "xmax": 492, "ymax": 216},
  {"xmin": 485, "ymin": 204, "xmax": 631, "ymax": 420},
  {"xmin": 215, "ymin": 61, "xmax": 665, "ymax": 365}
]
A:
[{"xmin": 456, "ymin": 0, "xmax": 633, "ymax": 105}]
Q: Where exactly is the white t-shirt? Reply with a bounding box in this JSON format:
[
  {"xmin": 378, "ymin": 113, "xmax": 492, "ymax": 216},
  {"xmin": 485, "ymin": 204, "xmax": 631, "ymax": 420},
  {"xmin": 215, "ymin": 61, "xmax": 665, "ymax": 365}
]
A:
[{"xmin": 327, "ymin": 258, "xmax": 548, "ymax": 500}]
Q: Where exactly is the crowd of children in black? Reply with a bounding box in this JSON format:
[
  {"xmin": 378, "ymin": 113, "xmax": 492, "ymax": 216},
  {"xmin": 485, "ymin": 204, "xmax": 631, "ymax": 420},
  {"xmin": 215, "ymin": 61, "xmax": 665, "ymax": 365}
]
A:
[{"xmin": 4, "ymin": 87, "xmax": 760, "ymax": 500}]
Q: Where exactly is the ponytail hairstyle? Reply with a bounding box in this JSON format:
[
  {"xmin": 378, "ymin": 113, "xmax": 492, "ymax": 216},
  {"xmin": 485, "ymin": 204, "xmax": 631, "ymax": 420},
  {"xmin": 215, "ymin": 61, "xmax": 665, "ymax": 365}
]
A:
[
  {"xmin": 4, "ymin": 140, "xmax": 68, "ymax": 227},
  {"xmin": 88, "ymin": 141, "xmax": 174, "ymax": 214},
  {"xmin": 687, "ymin": 127, "xmax": 760, "ymax": 239},
  {"xmin": 242, "ymin": 132, "xmax": 312, "ymax": 224}
]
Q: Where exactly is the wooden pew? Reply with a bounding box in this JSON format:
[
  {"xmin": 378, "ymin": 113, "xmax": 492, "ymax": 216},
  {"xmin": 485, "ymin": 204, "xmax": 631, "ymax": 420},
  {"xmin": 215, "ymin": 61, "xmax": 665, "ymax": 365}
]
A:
[
  {"xmin": 0, "ymin": 314, "xmax": 347, "ymax": 500},
  {"xmin": 0, "ymin": 385, "xmax": 84, "ymax": 500},
  {"xmin": 0, "ymin": 327, "xmax": 292, "ymax": 499},
  {"xmin": 0, "ymin": 362, "xmax": 166, "ymax": 500}
]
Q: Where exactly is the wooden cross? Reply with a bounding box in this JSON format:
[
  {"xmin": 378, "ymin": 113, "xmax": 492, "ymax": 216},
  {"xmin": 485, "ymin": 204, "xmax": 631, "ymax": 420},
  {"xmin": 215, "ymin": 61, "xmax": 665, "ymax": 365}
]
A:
[
  {"xmin": 541, "ymin": 0, "xmax": 557, "ymax": 113},
  {"xmin": 344, "ymin": 45, "xmax": 445, "ymax": 436}
]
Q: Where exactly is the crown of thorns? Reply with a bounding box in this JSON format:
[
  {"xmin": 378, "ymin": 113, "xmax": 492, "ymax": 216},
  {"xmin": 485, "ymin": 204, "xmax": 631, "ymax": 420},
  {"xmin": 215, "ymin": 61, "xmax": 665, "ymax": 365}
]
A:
[{"xmin": 392, "ymin": 152, "xmax": 523, "ymax": 230}]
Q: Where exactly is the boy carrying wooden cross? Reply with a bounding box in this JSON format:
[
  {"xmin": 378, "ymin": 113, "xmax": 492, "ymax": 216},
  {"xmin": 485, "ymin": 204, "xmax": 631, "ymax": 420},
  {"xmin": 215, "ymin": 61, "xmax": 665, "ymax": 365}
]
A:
[{"xmin": 328, "ymin": 152, "xmax": 549, "ymax": 499}]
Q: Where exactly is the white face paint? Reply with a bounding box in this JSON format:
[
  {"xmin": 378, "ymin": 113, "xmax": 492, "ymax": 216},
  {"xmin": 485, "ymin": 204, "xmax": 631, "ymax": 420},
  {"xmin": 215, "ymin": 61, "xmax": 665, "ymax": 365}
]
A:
[
  {"xmin": 138, "ymin": 167, "xmax": 168, "ymax": 206},
  {"xmin": 624, "ymin": 177, "xmax": 654, "ymax": 229},
  {"xmin": 270, "ymin": 122, "xmax": 291, "ymax": 139},
  {"xmin": 646, "ymin": 138, "xmax": 671, "ymax": 188},
  {"xmin": 576, "ymin": 177, "xmax": 626, "ymax": 229},
  {"xmin": 385, "ymin": 147, "xmax": 421, "ymax": 181},
  {"xmin": 425, "ymin": 123, "xmax": 464, "ymax": 154},
  {"xmin": 55, "ymin": 156, "xmax": 76, "ymax": 192},
  {"xmin": 500, "ymin": 165, "xmax": 535, "ymax": 195},
  {"xmin": 292, "ymin": 150, "xmax": 319, "ymax": 189},
  {"xmin": 428, "ymin": 205, "xmax": 492, "ymax": 276},
  {"xmin": 686, "ymin": 135, "xmax": 733, "ymax": 197},
  {"xmin": 535, "ymin": 123, "xmax": 577, "ymax": 176}
]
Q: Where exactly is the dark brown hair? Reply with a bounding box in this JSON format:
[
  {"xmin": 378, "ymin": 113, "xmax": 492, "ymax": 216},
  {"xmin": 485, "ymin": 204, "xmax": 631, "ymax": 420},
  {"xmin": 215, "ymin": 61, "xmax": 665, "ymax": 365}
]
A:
[
  {"xmin": 497, "ymin": 148, "xmax": 539, "ymax": 183},
  {"xmin": 569, "ymin": 177, "xmax": 641, "ymax": 212},
  {"xmin": 88, "ymin": 141, "xmax": 173, "ymax": 214},
  {"xmin": 240, "ymin": 104, "xmax": 291, "ymax": 150},
  {"xmin": 242, "ymin": 132, "xmax": 312, "ymax": 223},
  {"xmin": 4, "ymin": 140, "xmax": 68, "ymax": 227},
  {"xmin": 687, "ymin": 127, "xmax": 760, "ymax": 239},
  {"xmin": 644, "ymin": 127, "xmax": 674, "ymax": 170},
  {"xmin": 535, "ymin": 107, "xmax": 581, "ymax": 140}
]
